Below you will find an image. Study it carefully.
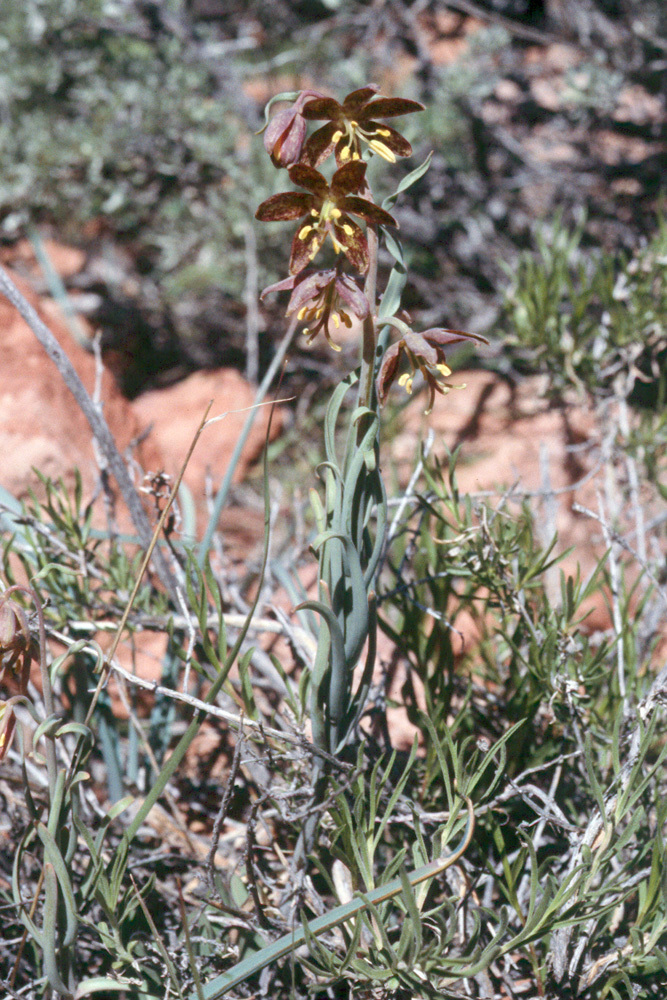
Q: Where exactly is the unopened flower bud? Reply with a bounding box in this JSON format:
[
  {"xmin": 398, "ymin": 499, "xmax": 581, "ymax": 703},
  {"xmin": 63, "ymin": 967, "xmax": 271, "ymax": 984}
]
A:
[
  {"xmin": 263, "ymin": 90, "xmax": 325, "ymax": 168},
  {"xmin": 264, "ymin": 106, "xmax": 307, "ymax": 167}
]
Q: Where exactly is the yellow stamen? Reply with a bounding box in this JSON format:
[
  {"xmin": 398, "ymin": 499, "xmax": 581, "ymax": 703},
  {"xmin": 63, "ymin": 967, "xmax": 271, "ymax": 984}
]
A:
[
  {"xmin": 368, "ymin": 139, "xmax": 396, "ymax": 162},
  {"xmin": 398, "ymin": 372, "xmax": 414, "ymax": 394},
  {"xmin": 331, "ymin": 130, "xmax": 343, "ymax": 144},
  {"xmin": 325, "ymin": 331, "xmax": 342, "ymax": 352},
  {"xmin": 298, "ymin": 225, "xmax": 312, "ymax": 240},
  {"xmin": 437, "ymin": 363, "xmax": 452, "ymax": 377},
  {"xmin": 339, "ymin": 145, "xmax": 351, "ymax": 161},
  {"xmin": 297, "ymin": 306, "xmax": 308, "ymax": 320},
  {"xmin": 342, "ymin": 223, "xmax": 354, "ymax": 236},
  {"xmin": 330, "ymin": 207, "xmax": 342, "ymax": 219},
  {"xmin": 376, "ymin": 127, "xmax": 392, "ymax": 137}
]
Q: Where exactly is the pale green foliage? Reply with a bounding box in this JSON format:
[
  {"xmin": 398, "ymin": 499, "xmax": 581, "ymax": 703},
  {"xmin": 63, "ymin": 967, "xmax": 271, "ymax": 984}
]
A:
[
  {"xmin": 503, "ymin": 216, "xmax": 667, "ymax": 405},
  {"xmin": 0, "ymin": 0, "xmax": 267, "ymax": 304}
]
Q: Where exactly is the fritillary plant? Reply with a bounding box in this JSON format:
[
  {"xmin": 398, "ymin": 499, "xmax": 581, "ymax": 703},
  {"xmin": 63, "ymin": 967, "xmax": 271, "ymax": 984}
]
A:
[{"xmin": 256, "ymin": 87, "xmax": 485, "ymax": 842}]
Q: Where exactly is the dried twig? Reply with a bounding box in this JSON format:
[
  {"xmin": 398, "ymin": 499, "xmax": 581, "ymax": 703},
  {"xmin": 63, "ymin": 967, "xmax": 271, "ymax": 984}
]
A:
[
  {"xmin": 206, "ymin": 728, "xmax": 245, "ymax": 896},
  {"xmin": 0, "ymin": 264, "xmax": 179, "ymax": 602},
  {"xmin": 243, "ymin": 220, "xmax": 260, "ymax": 386}
]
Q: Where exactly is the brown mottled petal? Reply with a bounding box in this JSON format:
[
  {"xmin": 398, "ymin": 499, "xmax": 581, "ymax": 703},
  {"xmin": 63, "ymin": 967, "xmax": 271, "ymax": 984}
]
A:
[
  {"xmin": 289, "ymin": 227, "xmax": 327, "ymax": 275},
  {"xmin": 302, "ymin": 122, "xmax": 338, "ymax": 168},
  {"xmin": 403, "ymin": 332, "xmax": 439, "ymax": 367},
  {"xmin": 294, "ymin": 88, "xmax": 328, "ymax": 110},
  {"xmin": 336, "ymin": 275, "xmax": 370, "ymax": 317},
  {"xmin": 255, "ymin": 191, "xmax": 313, "ymax": 222},
  {"xmin": 287, "ymin": 269, "xmax": 335, "ymax": 312},
  {"xmin": 260, "ymin": 274, "xmax": 299, "ymax": 299},
  {"xmin": 333, "ymin": 134, "xmax": 362, "ymax": 168},
  {"xmin": 334, "ymin": 217, "xmax": 369, "ymax": 274},
  {"xmin": 341, "ymin": 196, "xmax": 397, "ymax": 229},
  {"xmin": 363, "ymin": 121, "xmax": 413, "ymax": 158},
  {"xmin": 288, "ymin": 163, "xmax": 330, "ymax": 200},
  {"xmin": 357, "ymin": 97, "xmax": 425, "ymax": 119},
  {"xmin": 330, "ymin": 160, "xmax": 367, "ymax": 198},
  {"xmin": 341, "ymin": 85, "xmax": 380, "ymax": 112},
  {"xmin": 422, "ymin": 327, "xmax": 489, "ymax": 347},
  {"xmin": 301, "ymin": 97, "xmax": 343, "ymax": 120},
  {"xmin": 376, "ymin": 341, "xmax": 403, "ymax": 403}
]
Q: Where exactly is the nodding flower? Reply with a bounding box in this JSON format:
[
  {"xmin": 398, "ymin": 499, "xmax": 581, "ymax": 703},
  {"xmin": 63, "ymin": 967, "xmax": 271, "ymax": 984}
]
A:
[
  {"xmin": 300, "ymin": 85, "xmax": 424, "ymax": 168},
  {"xmin": 255, "ymin": 160, "xmax": 397, "ymax": 275},
  {"xmin": 261, "ymin": 267, "xmax": 370, "ymax": 351},
  {"xmin": 377, "ymin": 326, "xmax": 488, "ymax": 414}
]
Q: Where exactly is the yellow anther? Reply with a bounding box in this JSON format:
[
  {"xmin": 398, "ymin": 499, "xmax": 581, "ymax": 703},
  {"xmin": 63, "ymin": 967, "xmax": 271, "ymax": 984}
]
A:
[
  {"xmin": 298, "ymin": 225, "xmax": 312, "ymax": 240},
  {"xmin": 342, "ymin": 223, "xmax": 354, "ymax": 236},
  {"xmin": 398, "ymin": 373, "xmax": 414, "ymax": 394},
  {"xmin": 332, "ymin": 130, "xmax": 343, "ymax": 144},
  {"xmin": 376, "ymin": 128, "xmax": 392, "ymax": 137},
  {"xmin": 297, "ymin": 306, "xmax": 308, "ymax": 320},
  {"xmin": 368, "ymin": 140, "xmax": 396, "ymax": 162},
  {"xmin": 437, "ymin": 363, "xmax": 452, "ymax": 377},
  {"xmin": 332, "ymin": 314, "xmax": 340, "ymax": 328},
  {"xmin": 330, "ymin": 207, "xmax": 342, "ymax": 219},
  {"xmin": 339, "ymin": 145, "xmax": 351, "ymax": 161}
]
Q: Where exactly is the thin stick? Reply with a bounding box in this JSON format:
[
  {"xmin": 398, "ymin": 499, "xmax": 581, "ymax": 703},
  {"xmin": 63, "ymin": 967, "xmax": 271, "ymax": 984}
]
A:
[
  {"xmin": 102, "ymin": 653, "xmax": 350, "ymax": 768},
  {"xmin": 243, "ymin": 221, "xmax": 260, "ymax": 386},
  {"xmin": 0, "ymin": 264, "xmax": 179, "ymax": 602},
  {"xmin": 83, "ymin": 402, "xmax": 213, "ymax": 727},
  {"xmin": 206, "ymin": 726, "xmax": 245, "ymax": 893}
]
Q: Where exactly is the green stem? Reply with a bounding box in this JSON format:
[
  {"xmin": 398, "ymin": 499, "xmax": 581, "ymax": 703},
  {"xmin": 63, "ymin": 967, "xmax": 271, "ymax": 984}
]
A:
[{"xmin": 358, "ymin": 225, "xmax": 379, "ymax": 415}]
